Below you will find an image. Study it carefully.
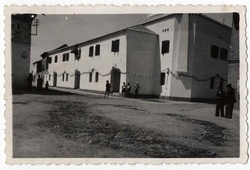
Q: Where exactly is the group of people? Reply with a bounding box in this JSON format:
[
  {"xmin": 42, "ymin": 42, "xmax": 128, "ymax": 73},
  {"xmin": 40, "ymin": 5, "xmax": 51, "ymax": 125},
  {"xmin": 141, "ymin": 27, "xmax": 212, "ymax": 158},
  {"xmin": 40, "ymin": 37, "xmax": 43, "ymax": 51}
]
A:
[
  {"xmin": 215, "ymin": 83, "xmax": 237, "ymax": 119},
  {"xmin": 26, "ymin": 73, "xmax": 49, "ymax": 92},
  {"xmin": 104, "ymin": 80, "xmax": 141, "ymax": 98}
]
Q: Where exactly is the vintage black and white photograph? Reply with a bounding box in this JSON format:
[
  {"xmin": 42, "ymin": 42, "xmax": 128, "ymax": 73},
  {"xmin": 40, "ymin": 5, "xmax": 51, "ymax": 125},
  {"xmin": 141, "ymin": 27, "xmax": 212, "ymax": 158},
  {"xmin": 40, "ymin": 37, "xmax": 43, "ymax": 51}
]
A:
[{"xmin": 5, "ymin": 6, "xmax": 247, "ymax": 164}]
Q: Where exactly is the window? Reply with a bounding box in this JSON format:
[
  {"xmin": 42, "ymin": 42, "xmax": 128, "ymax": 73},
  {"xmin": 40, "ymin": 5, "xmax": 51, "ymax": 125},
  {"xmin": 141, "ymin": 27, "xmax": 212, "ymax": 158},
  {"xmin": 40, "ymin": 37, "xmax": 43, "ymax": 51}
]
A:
[
  {"xmin": 220, "ymin": 48, "xmax": 228, "ymax": 61},
  {"xmin": 62, "ymin": 54, "xmax": 66, "ymax": 61},
  {"xmin": 111, "ymin": 39, "xmax": 120, "ymax": 52},
  {"xmin": 55, "ymin": 55, "xmax": 58, "ymax": 63},
  {"xmin": 89, "ymin": 72, "xmax": 92, "ymax": 82},
  {"xmin": 160, "ymin": 72, "xmax": 165, "ymax": 85},
  {"xmin": 49, "ymin": 74, "xmax": 51, "ymax": 81},
  {"xmin": 66, "ymin": 73, "xmax": 68, "ymax": 81},
  {"xmin": 75, "ymin": 49, "xmax": 81, "ymax": 60},
  {"xmin": 48, "ymin": 57, "xmax": 52, "ymax": 64},
  {"xmin": 62, "ymin": 73, "xmax": 65, "ymax": 81},
  {"xmin": 66, "ymin": 53, "xmax": 69, "ymax": 61},
  {"xmin": 210, "ymin": 77, "xmax": 215, "ymax": 89},
  {"xmin": 95, "ymin": 72, "xmax": 99, "ymax": 82},
  {"xmin": 210, "ymin": 45, "xmax": 219, "ymax": 58},
  {"xmin": 95, "ymin": 44, "xmax": 100, "ymax": 56},
  {"xmin": 220, "ymin": 78, "xmax": 224, "ymax": 89},
  {"xmin": 89, "ymin": 46, "xmax": 94, "ymax": 57},
  {"xmin": 161, "ymin": 40, "xmax": 170, "ymax": 54}
]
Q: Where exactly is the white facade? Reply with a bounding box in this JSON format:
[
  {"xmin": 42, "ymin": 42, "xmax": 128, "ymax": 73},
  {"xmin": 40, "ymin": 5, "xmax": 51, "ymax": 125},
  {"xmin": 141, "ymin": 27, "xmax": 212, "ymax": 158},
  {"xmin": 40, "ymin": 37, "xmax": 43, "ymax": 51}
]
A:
[{"xmin": 38, "ymin": 14, "xmax": 231, "ymax": 101}]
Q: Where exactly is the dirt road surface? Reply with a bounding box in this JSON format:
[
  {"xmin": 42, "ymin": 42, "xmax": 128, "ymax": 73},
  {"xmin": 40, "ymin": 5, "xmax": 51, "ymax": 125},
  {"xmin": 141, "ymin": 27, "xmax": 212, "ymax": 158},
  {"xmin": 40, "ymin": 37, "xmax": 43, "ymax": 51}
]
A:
[{"xmin": 12, "ymin": 88, "xmax": 239, "ymax": 158}]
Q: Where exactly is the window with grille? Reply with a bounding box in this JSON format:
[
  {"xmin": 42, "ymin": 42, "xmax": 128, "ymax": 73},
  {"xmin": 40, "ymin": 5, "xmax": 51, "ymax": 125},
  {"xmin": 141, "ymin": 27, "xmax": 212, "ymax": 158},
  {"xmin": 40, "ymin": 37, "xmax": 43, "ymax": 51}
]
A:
[
  {"xmin": 211, "ymin": 45, "xmax": 219, "ymax": 58},
  {"xmin": 161, "ymin": 40, "xmax": 170, "ymax": 54}
]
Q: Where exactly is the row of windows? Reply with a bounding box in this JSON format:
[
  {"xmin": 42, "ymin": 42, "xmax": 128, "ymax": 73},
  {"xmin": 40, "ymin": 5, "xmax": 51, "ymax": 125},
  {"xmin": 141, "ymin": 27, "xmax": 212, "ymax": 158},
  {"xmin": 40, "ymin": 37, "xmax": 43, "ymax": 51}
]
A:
[
  {"xmin": 211, "ymin": 45, "xmax": 228, "ymax": 60},
  {"xmin": 89, "ymin": 44, "xmax": 100, "ymax": 57},
  {"xmin": 89, "ymin": 72, "xmax": 99, "ymax": 82}
]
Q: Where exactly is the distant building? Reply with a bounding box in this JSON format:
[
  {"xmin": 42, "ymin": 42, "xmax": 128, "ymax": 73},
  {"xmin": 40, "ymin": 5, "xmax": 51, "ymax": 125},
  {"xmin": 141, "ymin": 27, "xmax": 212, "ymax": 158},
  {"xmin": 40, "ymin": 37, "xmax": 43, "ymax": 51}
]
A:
[
  {"xmin": 227, "ymin": 13, "xmax": 240, "ymax": 108},
  {"xmin": 11, "ymin": 14, "xmax": 36, "ymax": 89},
  {"xmin": 37, "ymin": 14, "xmax": 232, "ymax": 101}
]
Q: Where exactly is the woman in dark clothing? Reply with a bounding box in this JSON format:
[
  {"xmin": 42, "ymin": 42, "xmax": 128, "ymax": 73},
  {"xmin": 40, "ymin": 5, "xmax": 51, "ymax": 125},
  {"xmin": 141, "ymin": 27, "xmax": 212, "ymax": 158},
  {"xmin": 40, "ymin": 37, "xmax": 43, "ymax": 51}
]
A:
[{"xmin": 215, "ymin": 86, "xmax": 225, "ymax": 117}]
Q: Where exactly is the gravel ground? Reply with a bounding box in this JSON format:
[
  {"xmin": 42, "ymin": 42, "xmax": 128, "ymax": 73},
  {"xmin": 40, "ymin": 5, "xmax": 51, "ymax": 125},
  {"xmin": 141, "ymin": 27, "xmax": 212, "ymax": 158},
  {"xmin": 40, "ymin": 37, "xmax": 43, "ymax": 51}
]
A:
[{"xmin": 12, "ymin": 88, "xmax": 239, "ymax": 158}]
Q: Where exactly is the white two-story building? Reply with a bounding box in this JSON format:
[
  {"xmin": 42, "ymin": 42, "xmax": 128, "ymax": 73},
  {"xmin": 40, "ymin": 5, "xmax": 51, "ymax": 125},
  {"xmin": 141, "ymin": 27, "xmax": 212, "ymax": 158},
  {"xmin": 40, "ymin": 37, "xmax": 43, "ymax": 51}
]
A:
[{"xmin": 34, "ymin": 14, "xmax": 231, "ymax": 101}]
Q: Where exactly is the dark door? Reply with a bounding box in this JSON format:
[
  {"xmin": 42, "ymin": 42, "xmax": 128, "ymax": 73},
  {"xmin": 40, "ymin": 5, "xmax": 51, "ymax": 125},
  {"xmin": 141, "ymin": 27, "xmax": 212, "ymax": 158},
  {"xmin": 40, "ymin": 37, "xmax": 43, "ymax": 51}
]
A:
[
  {"xmin": 53, "ymin": 72, "xmax": 57, "ymax": 87},
  {"xmin": 74, "ymin": 71, "xmax": 80, "ymax": 89},
  {"xmin": 111, "ymin": 68, "xmax": 121, "ymax": 93}
]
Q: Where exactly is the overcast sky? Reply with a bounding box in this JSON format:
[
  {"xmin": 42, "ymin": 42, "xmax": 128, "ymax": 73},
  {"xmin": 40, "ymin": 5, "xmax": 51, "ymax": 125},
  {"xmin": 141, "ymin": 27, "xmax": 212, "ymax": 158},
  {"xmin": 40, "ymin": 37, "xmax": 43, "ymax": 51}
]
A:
[{"xmin": 30, "ymin": 13, "xmax": 233, "ymax": 67}]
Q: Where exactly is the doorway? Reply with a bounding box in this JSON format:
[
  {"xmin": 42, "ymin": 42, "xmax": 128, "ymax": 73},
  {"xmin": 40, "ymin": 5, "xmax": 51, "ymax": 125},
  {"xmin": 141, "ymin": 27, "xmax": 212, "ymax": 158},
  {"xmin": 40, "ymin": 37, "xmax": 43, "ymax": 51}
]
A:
[
  {"xmin": 53, "ymin": 72, "xmax": 57, "ymax": 87},
  {"xmin": 74, "ymin": 70, "xmax": 81, "ymax": 89},
  {"xmin": 110, "ymin": 67, "xmax": 121, "ymax": 93}
]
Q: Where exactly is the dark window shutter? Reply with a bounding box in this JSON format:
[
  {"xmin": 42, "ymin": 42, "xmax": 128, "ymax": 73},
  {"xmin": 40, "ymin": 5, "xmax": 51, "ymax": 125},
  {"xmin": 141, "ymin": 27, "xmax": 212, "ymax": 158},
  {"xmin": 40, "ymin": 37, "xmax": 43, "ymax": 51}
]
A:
[
  {"xmin": 89, "ymin": 46, "xmax": 93, "ymax": 57},
  {"xmin": 220, "ymin": 48, "xmax": 228, "ymax": 61},
  {"xmin": 111, "ymin": 41, "xmax": 115, "ymax": 52},
  {"xmin": 78, "ymin": 49, "xmax": 81, "ymax": 59},
  {"xmin": 95, "ymin": 72, "xmax": 99, "ymax": 82},
  {"xmin": 211, "ymin": 45, "xmax": 219, "ymax": 58},
  {"xmin": 161, "ymin": 40, "xmax": 170, "ymax": 54},
  {"xmin": 116, "ymin": 40, "xmax": 120, "ymax": 52},
  {"xmin": 210, "ymin": 77, "xmax": 215, "ymax": 89},
  {"xmin": 55, "ymin": 55, "xmax": 58, "ymax": 63},
  {"xmin": 62, "ymin": 74, "xmax": 64, "ymax": 81},
  {"xmin": 95, "ymin": 44, "xmax": 100, "ymax": 56},
  {"xmin": 160, "ymin": 72, "xmax": 166, "ymax": 85},
  {"xmin": 89, "ymin": 72, "xmax": 92, "ymax": 82},
  {"xmin": 220, "ymin": 78, "xmax": 224, "ymax": 89}
]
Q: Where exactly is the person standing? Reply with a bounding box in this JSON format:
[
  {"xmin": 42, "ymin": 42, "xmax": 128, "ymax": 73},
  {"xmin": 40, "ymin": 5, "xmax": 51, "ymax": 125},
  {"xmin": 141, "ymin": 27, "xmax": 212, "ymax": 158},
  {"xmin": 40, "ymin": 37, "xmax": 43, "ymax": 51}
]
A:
[
  {"xmin": 225, "ymin": 84, "xmax": 237, "ymax": 119},
  {"xmin": 104, "ymin": 80, "xmax": 111, "ymax": 98},
  {"xmin": 26, "ymin": 73, "xmax": 33, "ymax": 91},
  {"xmin": 121, "ymin": 82, "xmax": 126, "ymax": 98},
  {"xmin": 45, "ymin": 81, "xmax": 49, "ymax": 90},
  {"xmin": 37, "ymin": 75, "xmax": 43, "ymax": 92},
  {"xmin": 126, "ymin": 82, "xmax": 131, "ymax": 98},
  {"xmin": 134, "ymin": 82, "xmax": 141, "ymax": 98},
  {"xmin": 215, "ymin": 86, "xmax": 225, "ymax": 117}
]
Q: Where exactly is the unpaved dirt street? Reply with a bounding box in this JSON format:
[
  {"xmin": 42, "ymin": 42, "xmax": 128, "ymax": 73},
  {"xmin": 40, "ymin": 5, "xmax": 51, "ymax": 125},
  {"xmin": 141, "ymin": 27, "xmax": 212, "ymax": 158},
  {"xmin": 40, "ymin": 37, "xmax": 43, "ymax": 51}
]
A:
[{"xmin": 12, "ymin": 88, "xmax": 239, "ymax": 158}]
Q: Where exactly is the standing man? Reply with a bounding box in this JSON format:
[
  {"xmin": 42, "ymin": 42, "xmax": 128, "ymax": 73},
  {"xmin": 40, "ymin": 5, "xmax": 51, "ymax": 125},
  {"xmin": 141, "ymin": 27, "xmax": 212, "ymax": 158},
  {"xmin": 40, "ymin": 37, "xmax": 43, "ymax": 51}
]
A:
[
  {"xmin": 37, "ymin": 75, "xmax": 43, "ymax": 92},
  {"xmin": 104, "ymin": 80, "xmax": 111, "ymax": 98},
  {"xmin": 215, "ymin": 86, "xmax": 225, "ymax": 117},
  {"xmin": 121, "ymin": 82, "xmax": 126, "ymax": 98},
  {"xmin": 26, "ymin": 73, "xmax": 33, "ymax": 91},
  {"xmin": 225, "ymin": 84, "xmax": 237, "ymax": 119},
  {"xmin": 126, "ymin": 82, "xmax": 131, "ymax": 98},
  {"xmin": 134, "ymin": 82, "xmax": 141, "ymax": 98}
]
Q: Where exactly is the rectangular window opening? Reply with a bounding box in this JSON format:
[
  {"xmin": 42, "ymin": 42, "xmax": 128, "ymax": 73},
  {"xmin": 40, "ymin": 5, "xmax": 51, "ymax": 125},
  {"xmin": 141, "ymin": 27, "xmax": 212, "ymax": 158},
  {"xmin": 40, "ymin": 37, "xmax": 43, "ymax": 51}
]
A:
[
  {"xmin": 95, "ymin": 72, "xmax": 99, "ymax": 82},
  {"xmin": 55, "ymin": 55, "xmax": 58, "ymax": 63},
  {"xmin": 89, "ymin": 72, "xmax": 92, "ymax": 82},
  {"xmin": 161, "ymin": 40, "xmax": 170, "ymax": 54},
  {"xmin": 210, "ymin": 77, "xmax": 215, "ymax": 89},
  {"xmin": 89, "ymin": 46, "xmax": 94, "ymax": 57},
  {"xmin": 220, "ymin": 48, "xmax": 228, "ymax": 61},
  {"xmin": 95, "ymin": 44, "xmax": 100, "ymax": 56},
  {"xmin": 211, "ymin": 45, "xmax": 219, "ymax": 58},
  {"xmin": 111, "ymin": 39, "xmax": 120, "ymax": 52},
  {"xmin": 62, "ymin": 73, "xmax": 65, "ymax": 81},
  {"xmin": 66, "ymin": 73, "xmax": 68, "ymax": 81},
  {"xmin": 160, "ymin": 72, "xmax": 166, "ymax": 85}
]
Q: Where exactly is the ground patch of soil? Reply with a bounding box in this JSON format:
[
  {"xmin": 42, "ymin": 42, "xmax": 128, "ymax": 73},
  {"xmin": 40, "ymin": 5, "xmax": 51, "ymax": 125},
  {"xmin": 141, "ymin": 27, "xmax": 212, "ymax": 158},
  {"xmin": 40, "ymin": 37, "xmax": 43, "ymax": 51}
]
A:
[
  {"xmin": 164, "ymin": 113, "xmax": 232, "ymax": 146},
  {"xmin": 44, "ymin": 101, "xmax": 218, "ymax": 158}
]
